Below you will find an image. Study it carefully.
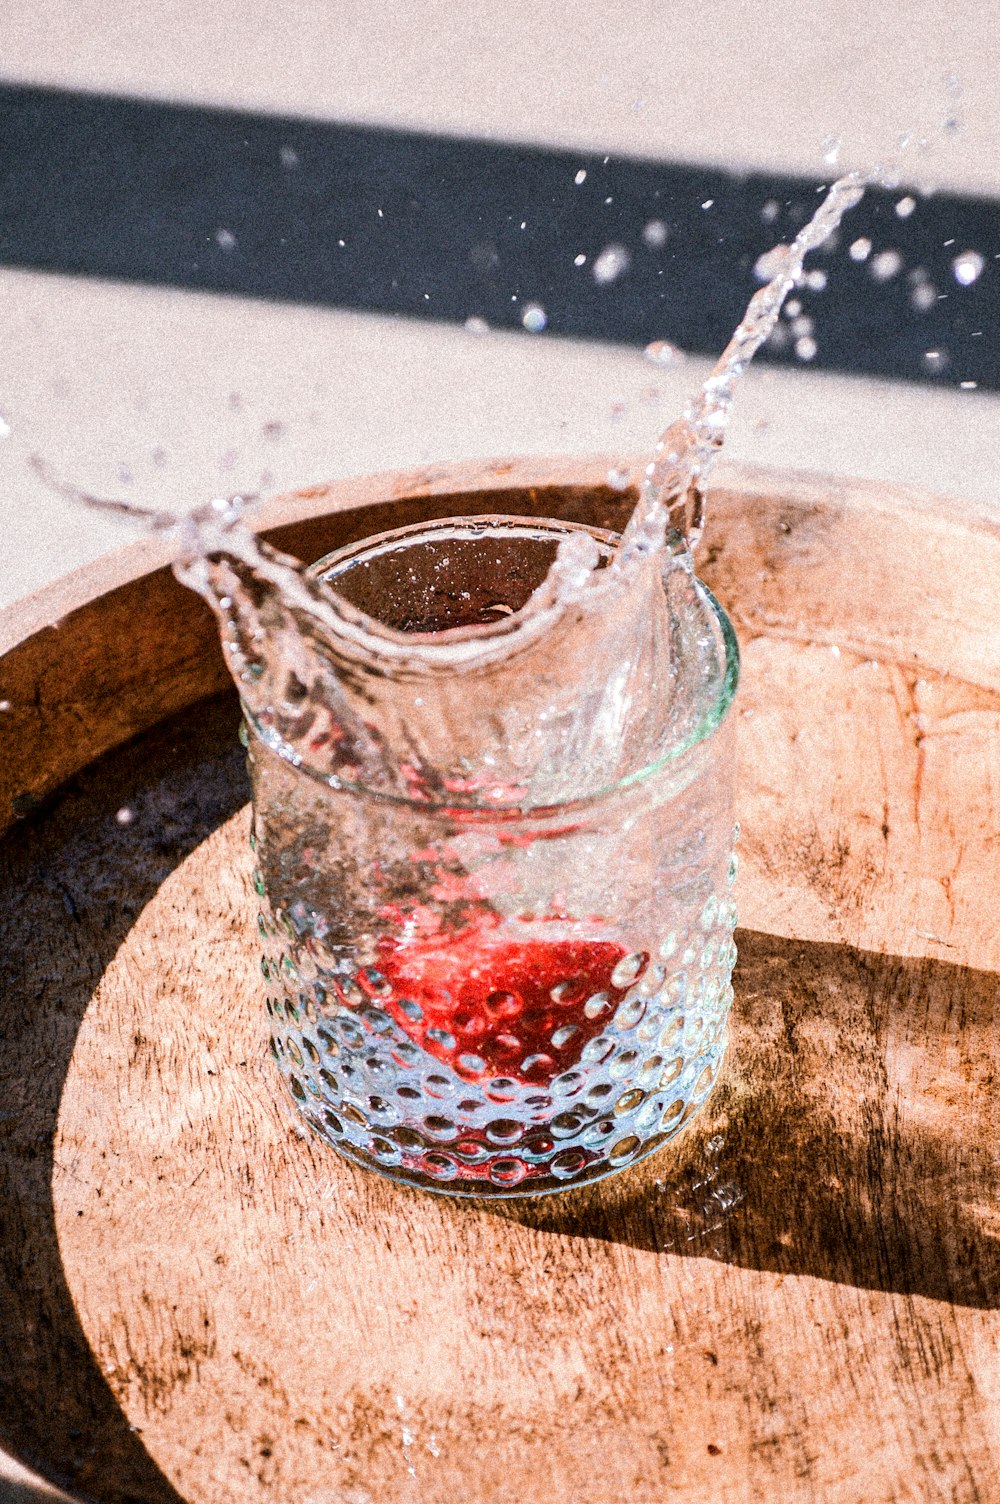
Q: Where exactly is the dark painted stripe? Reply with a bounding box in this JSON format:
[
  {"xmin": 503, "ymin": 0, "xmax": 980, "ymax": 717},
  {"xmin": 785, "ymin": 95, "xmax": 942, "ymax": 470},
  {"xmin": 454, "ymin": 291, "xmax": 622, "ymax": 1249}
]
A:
[{"xmin": 1, "ymin": 82, "xmax": 997, "ymax": 388}]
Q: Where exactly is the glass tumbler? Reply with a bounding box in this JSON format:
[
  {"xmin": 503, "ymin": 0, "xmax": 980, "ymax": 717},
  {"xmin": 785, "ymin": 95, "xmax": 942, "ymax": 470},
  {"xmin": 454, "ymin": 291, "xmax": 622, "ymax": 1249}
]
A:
[{"xmin": 245, "ymin": 514, "xmax": 740, "ymax": 1196}]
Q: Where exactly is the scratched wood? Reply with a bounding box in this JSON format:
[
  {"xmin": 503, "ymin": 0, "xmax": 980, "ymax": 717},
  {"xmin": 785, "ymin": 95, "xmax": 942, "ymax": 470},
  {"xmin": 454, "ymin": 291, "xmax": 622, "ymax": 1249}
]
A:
[{"xmin": 1, "ymin": 457, "xmax": 999, "ymax": 1504}]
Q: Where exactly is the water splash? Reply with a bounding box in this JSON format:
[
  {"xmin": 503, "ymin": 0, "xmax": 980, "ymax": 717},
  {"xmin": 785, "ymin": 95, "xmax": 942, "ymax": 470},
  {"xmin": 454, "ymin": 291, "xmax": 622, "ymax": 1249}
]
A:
[
  {"xmin": 41, "ymin": 172, "xmax": 867, "ymax": 806},
  {"xmin": 620, "ymin": 171, "xmax": 866, "ymax": 555}
]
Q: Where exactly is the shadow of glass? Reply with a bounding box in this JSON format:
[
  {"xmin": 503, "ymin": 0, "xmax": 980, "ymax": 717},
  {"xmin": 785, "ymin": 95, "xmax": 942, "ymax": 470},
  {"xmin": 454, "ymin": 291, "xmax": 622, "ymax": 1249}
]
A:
[
  {"xmin": 483, "ymin": 929, "xmax": 1000, "ymax": 1309},
  {"xmin": 0, "ymin": 693, "xmax": 246, "ymax": 1504}
]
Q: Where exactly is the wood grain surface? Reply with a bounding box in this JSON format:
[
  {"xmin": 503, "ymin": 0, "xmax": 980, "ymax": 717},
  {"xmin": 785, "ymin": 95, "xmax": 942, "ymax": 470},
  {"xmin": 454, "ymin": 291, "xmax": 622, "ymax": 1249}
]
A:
[{"xmin": 1, "ymin": 458, "xmax": 999, "ymax": 1504}]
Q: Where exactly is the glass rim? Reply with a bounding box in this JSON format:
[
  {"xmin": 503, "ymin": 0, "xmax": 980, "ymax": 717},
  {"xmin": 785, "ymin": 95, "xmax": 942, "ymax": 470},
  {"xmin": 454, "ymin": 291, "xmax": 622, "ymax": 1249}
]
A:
[{"xmin": 244, "ymin": 513, "xmax": 740, "ymax": 820}]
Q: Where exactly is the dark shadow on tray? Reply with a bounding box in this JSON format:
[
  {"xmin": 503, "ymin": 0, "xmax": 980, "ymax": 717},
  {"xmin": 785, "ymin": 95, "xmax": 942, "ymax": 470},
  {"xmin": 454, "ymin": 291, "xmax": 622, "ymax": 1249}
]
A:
[
  {"xmin": 483, "ymin": 929, "xmax": 1000, "ymax": 1310},
  {"xmin": 0, "ymin": 691, "xmax": 246, "ymax": 1504}
]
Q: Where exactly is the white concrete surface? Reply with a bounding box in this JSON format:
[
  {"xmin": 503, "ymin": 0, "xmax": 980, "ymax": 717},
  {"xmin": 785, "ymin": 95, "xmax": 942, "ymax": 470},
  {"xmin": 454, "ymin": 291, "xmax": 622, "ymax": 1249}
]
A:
[{"xmin": 4, "ymin": 0, "xmax": 997, "ymax": 192}]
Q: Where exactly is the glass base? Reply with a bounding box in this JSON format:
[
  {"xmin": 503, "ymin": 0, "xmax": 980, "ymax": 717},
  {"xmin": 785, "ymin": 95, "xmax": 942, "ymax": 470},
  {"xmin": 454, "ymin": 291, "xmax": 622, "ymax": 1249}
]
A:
[{"xmin": 278, "ymin": 1051, "xmax": 727, "ymax": 1198}]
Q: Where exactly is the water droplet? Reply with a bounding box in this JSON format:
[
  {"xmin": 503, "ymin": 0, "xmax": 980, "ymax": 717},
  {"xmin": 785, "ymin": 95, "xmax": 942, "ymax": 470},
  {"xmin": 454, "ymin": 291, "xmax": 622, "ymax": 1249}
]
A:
[
  {"xmin": 593, "ymin": 244, "xmax": 631, "ymax": 285},
  {"xmin": 804, "ymin": 269, "xmax": 828, "ymax": 291},
  {"xmin": 701, "ymin": 199, "xmax": 714, "ymax": 210},
  {"xmin": 463, "ymin": 315, "xmax": 489, "ymax": 336},
  {"xmin": 760, "ymin": 199, "xmax": 780, "ymax": 224},
  {"xmin": 849, "ymin": 237, "xmax": 872, "ymax": 262},
  {"xmin": 607, "ymin": 467, "xmax": 631, "ymax": 492},
  {"xmin": 794, "ymin": 335, "xmax": 818, "ymax": 361},
  {"xmin": 960, "ymin": 380, "xmax": 978, "ymax": 390},
  {"xmin": 0, "ymin": 414, "xmax": 10, "ymax": 439},
  {"xmin": 574, "ymin": 168, "xmax": 587, "ymax": 185},
  {"xmin": 573, "ymin": 253, "xmax": 587, "ymax": 267},
  {"xmin": 790, "ymin": 315, "xmax": 814, "ymax": 338},
  {"xmin": 521, "ymin": 304, "xmax": 547, "ymax": 333},
  {"xmin": 895, "ymin": 195, "xmax": 916, "ymax": 219},
  {"xmin": 644, "ymin": 339, "xmax": 685, "ymax": 369},
  {"xmin": 0, "ymin": 700, "xmax": 10, "ymax": 712},
  {"xmin": 923, "ymin": 349, "xmax": 948, "ymax": 372},
  {"xmin": 952, "ymin": 250, "xmax": 984, "ymax": 286},
  {"xmin": 642, "ymin": 219, "xmax": 668, "ymax": 249},
  {"xmin": 214, "ymin": 228, "xmax": 237, "ymax": 251},
  {"xmin": 115, "ymin": 806, "xmax": 134, "ymax": 826},
  {"xmin": 279, "ymin": 145, "xmax": 300, "ymax": 169},
  {"xmin": 870, "ymin": 249, "xmax": 903, "ymax": 282}
]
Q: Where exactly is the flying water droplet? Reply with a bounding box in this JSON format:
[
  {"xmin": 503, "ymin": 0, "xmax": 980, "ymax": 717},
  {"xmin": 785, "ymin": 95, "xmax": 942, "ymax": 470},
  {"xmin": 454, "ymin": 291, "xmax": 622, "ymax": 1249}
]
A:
[
  {"xmin": 821, "ymin": 134, "xmax": 842, "ymax": 168},
  {"xmin": 794, "ymin": 335, "xmax": 818, "ymax": 361},
  {"xmin": 574, "ymin": 168, "xmax": 587, "ymax": 185},
  {"xmin": 701, "ymin": 199, "xmax": 714, "ymax": 210},
  {"xmin": 895, "ymin": 195, "xmax": 916, "ymax": 218},
  {"xmin": 593, "ymin": 244, "xmax": 631, "ymax": 285},
  {"xmin": 923, "ymin": 348, "xmax": 948, "ymax": 372},
  {"xmin": 952, "ymin": 250, "xmax": 984, "ymax": 286},
  {"xmin": 760, "ymin": 199, "xmax": 780, "ymax": 224},
  {"xmin": 573, "ymin": 253, "xmax": 587, "ymax": 267},
  {"xmin": 804, "ymin": 269, "xmax": 828, "ymax": 291},
  {"xmin": 960, "ymin": 380, "xmax": 978, "ymax": 390},
  {"xmin": 463, "ymin": 316, "xmax": 490, "ymax": 336},
  {"xmin": 869, "ymin": 249, "xmax": 903, "ymax": 282},
  {"xmin": 214, "ymin": 228, "xmax": 237, "ymax": 251},
  {"xmin": 849, "ymin": 237, "xmax": 872, "ymax": 262},
  {"xmin": 279, "ymin": 145, "xmax": 300, "ymax": 170},
  {"xmin": 642, "ymin": 219, "xmax": 668, "ymax": 249},
  {"xmin": 521, "ymin": 304, "xmax": 547, "ymax": 333},
  {"xmin": 606, "ymin": 467, "xmax": 632, "ymax": 492}
]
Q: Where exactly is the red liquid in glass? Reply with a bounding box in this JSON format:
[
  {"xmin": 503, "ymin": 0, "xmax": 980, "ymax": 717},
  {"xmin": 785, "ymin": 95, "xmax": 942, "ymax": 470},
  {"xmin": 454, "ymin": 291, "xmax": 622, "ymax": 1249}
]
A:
[{"xmin": 373, "ymin": 925, "xmax": 635, "ymax": 1086}]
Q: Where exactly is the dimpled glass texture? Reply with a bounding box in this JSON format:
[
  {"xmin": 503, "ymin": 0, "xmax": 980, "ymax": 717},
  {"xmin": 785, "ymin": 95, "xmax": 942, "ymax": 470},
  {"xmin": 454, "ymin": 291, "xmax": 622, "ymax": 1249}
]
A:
[{"xmin": 246, "ymin": 516, "xmax": 740, "ymax": 1197}]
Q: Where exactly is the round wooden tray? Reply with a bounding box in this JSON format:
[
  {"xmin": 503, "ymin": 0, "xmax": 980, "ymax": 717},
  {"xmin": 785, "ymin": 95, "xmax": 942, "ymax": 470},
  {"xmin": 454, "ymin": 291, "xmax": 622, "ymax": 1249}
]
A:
[{"xmin": 2, "ymin": 456, "xmax": 999, "ymax": 1504}]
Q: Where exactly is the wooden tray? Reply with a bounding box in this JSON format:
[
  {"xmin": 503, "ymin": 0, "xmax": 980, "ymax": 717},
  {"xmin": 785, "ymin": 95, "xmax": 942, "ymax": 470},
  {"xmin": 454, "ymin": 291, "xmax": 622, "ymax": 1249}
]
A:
[{"xmin": 2, "ymin": 456, "xmax": 999, "ymax": 1504}]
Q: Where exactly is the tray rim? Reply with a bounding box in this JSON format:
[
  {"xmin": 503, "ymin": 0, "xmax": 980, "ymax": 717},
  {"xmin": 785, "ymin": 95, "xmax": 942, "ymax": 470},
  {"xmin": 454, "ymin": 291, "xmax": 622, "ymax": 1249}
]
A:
[
  {"xmin": 2, "ymin": 452, "xmax": 992, "ymax": 656},
  {"xmin": 2, "ymin": 450, "xmax": 998, "ymax": 845}
]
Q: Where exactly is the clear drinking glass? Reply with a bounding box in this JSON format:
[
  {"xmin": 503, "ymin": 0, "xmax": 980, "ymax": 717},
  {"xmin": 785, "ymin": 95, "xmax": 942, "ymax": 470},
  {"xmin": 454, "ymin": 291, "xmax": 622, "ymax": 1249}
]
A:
[{"xmin": 245, "ymin": 514, "xmax": 739, "ymax": 1196}]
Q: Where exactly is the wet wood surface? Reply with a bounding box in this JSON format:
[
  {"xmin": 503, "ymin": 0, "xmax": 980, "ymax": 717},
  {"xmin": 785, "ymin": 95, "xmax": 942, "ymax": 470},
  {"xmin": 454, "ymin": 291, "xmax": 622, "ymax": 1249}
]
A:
[{"xmin": 1, "ymin": 457, "xmax": 999, "ymax": 1503}]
